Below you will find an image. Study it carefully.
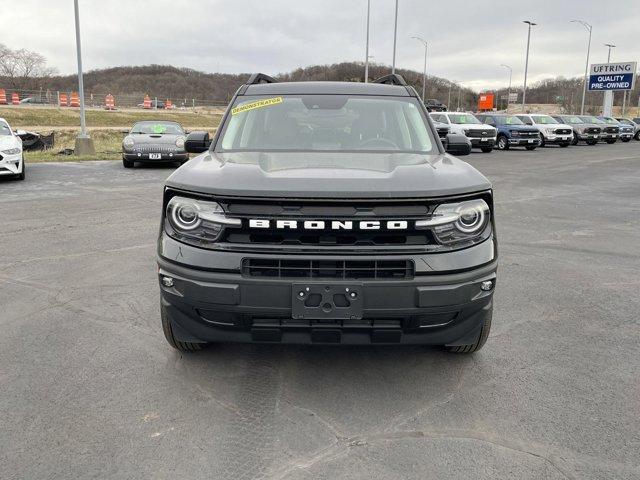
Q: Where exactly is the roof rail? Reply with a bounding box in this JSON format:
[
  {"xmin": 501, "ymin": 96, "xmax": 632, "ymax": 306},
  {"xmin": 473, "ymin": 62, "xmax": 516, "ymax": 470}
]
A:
[
  {"xmin": 372, "ymin": 74, "xmax": 407, "ymax": 86},
  {"xmin": 246, "ymin": 73, "xmax": 279, "ymax": 85}
]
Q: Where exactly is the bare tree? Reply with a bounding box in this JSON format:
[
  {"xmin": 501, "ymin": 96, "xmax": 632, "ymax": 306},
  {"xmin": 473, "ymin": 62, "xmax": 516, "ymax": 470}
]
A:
[{"xmin": 0, "ymin": 43, "xmax": 56, "ymax": 90}]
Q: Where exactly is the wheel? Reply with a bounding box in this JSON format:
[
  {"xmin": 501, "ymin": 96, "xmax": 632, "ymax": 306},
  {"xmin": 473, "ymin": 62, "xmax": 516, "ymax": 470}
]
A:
[
  {"xmin": 480, "ymin": 147, "xmax": 493, "ymax": 153},
  {"xmin": 161, "ymin": 305, "xmax": 205, "ymax": 352},
  {"xmin": 559, "ymin": 142, "xmax": 570, "ymax": 148},
  {"xmin": 447, "ymin": 312, "xmax": 492, "ymax": 354},
  {"xmin": 635, "ymin": 131, "xmax": 640, "ymax": 140},
  {"xmin": 123, "ymin": 158, "xmax": 134, "ymax": 168},
  {"xmin": 605, "ymin": 139, "xmax": 617, "ymax": 144},
  {"xmin": 496, "ymin": 135, "xmax": 509, "ymax": 150},
  {"xmin": 586, "ymin": 139, "xmax": 598, "ymax": 145},
  {"xmin": 15, "ymin": 157, "xmax": 25, "ymax": 180},
  {"xmin": 571, "ymin": 132, "xmax": 579, "ymax": 146},
  {"xmin": 538, "ymin": 134, "xmax": 546, "ymax": 147},
  {"xmin": 525, "ymin": 145, "xmax": 537, "ymax": 150}
]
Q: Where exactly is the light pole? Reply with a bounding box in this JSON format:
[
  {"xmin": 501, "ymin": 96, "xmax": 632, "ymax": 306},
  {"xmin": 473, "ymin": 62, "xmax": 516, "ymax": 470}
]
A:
[
  {"xmin": 73, "ymin": 0, "xmax": 94, "ymax": 155},
  {"xmin": 448, "ymin": 81, "xmax": 453, "ymax": 108},
  {"xmin": 364, "ymin": 0, "xmax": 370, "ymax": 82},
  {"xmin": 391, "ymin": 0, "xmax": 399, "ymax": 73},
  {"xmin": 522, "ymin": 20, "xmax": 537, "ymax": 112},
  {"xmin": 412, "ymin": 36, "xmax": 428, "ymax": 100},
  {"xmin": 605, "ymin": 43, "xmax": 616, "ymax": 62},
  {"xmin": 603, "ymin": 43, "xmax": 616, "ymax": 116},
  {"xmin": 500, "ymin": 64, "xmax": 512, "ymax": 112},
  {"xmin": 570, "ymin": 20, "xmax": 592, "ymax": 115},
  {"xmin": 457, "ymin": 83, "xmax": 462, "ymax": 111}
]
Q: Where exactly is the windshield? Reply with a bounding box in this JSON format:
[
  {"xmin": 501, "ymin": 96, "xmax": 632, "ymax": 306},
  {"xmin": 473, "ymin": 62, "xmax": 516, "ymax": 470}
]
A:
[
  {"xmin": 601, "ymin": 117, "xmax": 618, "ymax": 124},
  {"xmin": 0, "ymin": 122, "xmax": 12, "ymax": 136},
  {"xmin": 447, "ymin": 114, "xmax": 481, "ymax": 125},
  {"xmin": 532, "ymin": 116, "xmax": 558, "ymax": 125},
  {"xmin": 218, "ymin": 95, "xmax": 435, "ymax": 153},
  {"xmin": 130, "ymin": 122, "xmax": 184, "ymax": 135},
  {"xmin": 579, "ymin": 116, "xmax": 603, "ymax": 124},
  {"xmin": 495, "ymin": 116, "xmax": 524, "ymax": 125},
  {"xmin": 562, "ymin": 116, "xmax": 583, "ymax": 124}
]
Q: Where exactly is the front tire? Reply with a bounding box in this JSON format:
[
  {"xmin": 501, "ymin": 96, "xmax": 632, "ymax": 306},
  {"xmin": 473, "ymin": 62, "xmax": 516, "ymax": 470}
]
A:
[
  {"xmin": 496, "ymin": 135, "xmax": 509, "ymax": 150},
  {"xmin": 123, "ymin": 158, "xmax": 134, "ymax": 168},
  {"xmin": 586, "ymin": 139, "xmax": 598, "ymax": 145},
  {"xmin": 605, "ymin": 139, "xmax": 617, "ymax": 144},
  {"xmin": 480, "ymin": 147, "xmax": 493, "ymax": 153},
  {"xmin": 447, "ymin": 312, "xmax": 492, "ymax": 354},
  {"xmin": 161, "ymin": 306, "xmax": 205, "ymax": 352},
  {"xmin": 525, "ymin": 145, "xmax": 537, "ymax": 151},
  {"xmin": 621, "ymin": 138, "xmax": 631, "ymax": 143},
  {"xmin": 571, "ymin": 132, "xmax": 579, "ymax": 145},
  {"xmin": 635, "ymin": 131, "xmax": 640, "ymax": 141},
  {"xmin": 559, "ymin": 142, "xmax": 570, "ymax": 148},
  {"xmin": 539, "ymin": 134, "xmax": 546, "ymax": 147}
]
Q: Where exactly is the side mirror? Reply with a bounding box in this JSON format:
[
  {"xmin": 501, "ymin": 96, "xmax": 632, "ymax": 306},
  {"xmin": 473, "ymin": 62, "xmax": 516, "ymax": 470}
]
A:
[
  {"xmin": 120, "ymin": 129, "xmax": 129, "ymax": 134},
  {"xmin": 184, "ymin": 131, "xmax": 211, "ymax": 153},
  {"xmin": 445, "ymin": 133, "xmax": 472, "ymax": 156}
]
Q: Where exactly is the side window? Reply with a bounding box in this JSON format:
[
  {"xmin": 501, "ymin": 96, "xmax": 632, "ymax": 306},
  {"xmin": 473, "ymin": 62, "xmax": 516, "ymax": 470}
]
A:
[
  {"xmin": 518, "ymin": 115, "xmax": 533, "ymax": 125},
  {"xmin": 483, "ymin": 116, "xmax": 495, "ymax": 126},
  {"xmin": 431, "ymin": 114, "xmax": 444, "ymax": 123}
]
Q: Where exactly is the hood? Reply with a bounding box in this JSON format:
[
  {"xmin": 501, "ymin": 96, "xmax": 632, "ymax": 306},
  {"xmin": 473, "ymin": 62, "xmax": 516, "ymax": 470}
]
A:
[
  {"xmin": 0, "ymin": 135, "xmax": 21, "ymax": 150},
  {"xmin": 462, "ymin": 124, "xmax": 495, "ymax": 131},
  {"xmin": 165, "ymin": 151, "xmax": 491, "ymax": 199},
  {"xmin": 127, "ymin": 133, "xmax": 182, "ymax": 145}
]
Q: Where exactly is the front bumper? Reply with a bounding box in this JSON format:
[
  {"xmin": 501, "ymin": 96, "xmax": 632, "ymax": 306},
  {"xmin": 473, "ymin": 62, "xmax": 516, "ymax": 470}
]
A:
[
  {"xmin": 469, "ymin": 137, "xmax": 496, "ymax": 148},
  {"xmin": 0, "ymin": 153, "xmax": 23, "ymax": 176},
  {"xmin": 619, "ymin": 133, "xmax": 633, "ymax": 140},
  {"xmin": 542, "ymin": 134, "xmax": 572, "ymax": 144},
  {"xmin": 157, "ymin": 235, "xmax": 497, "ymax": 346},
  {"xmin": 577, "ymin": 133, "xmax": 599, "ymax": 141},
  {"xmin": 599, "ymin": 133, "xmax": 618, "ymax": 141},
  {"xmin": 123, "ymin": 151, "xmax": 188, "ymax": 162},
  {"xmin": 508, "ymin": 137, "xmax": 539, "ymax": 146}
]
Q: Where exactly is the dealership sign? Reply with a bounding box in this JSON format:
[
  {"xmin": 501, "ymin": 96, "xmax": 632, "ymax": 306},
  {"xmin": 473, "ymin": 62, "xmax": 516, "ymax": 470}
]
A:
[{"xmin": 588, "ymin": 62, "xmax": 637, "ymax": 91}]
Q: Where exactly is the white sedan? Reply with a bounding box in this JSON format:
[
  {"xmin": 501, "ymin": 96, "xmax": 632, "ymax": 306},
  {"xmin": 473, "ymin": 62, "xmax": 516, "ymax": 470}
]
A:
[{"xmin": 0, "ymin": 118, "xmax": 25, "ymax": 180}]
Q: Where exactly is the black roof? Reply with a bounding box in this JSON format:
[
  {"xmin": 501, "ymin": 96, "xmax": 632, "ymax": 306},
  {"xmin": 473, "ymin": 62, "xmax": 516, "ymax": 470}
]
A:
[{"xmin": 244, "ymin": 81, "xmax": 412, "ymax": 96}]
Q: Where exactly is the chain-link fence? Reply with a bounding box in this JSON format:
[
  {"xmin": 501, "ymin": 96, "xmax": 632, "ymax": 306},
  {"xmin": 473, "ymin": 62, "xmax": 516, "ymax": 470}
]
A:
[{"xmin": 0, "ymin": 88, "xmax": 229, "ymax": 110}]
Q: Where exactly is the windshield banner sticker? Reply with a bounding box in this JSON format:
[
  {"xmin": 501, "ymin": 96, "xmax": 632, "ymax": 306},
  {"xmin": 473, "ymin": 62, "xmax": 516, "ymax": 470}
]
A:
[{"xmin": 231, "ymin": 97, "xmax": 283, "ymax": 115}]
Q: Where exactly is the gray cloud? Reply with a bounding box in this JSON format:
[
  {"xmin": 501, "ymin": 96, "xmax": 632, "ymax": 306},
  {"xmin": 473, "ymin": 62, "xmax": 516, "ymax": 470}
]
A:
[{"xmin": 6, "ymin": 0, "xmax": 640, "ymax": 91}]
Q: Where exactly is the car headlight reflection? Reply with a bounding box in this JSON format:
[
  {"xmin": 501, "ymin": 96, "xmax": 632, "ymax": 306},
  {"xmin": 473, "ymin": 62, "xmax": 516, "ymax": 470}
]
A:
[
  {"xmin": 123, "ymin": 136, "xmax": 135, "ymax": 149},
  {"xmin": 175, "ymin": 137, "xmax": 185, "ymax": 149}
]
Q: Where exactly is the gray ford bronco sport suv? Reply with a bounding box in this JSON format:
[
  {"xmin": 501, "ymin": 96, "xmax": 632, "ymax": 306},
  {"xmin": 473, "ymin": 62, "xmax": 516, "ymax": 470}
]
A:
[{"xmin": 157, "ymin": 73, "xmax": 497, "ymax": 353}]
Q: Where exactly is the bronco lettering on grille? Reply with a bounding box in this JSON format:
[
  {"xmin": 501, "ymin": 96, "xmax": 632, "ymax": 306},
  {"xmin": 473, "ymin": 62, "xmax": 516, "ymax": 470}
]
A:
[{"xmin": 248, "ymin": 219, "xmax": 409, "ymax": 230}]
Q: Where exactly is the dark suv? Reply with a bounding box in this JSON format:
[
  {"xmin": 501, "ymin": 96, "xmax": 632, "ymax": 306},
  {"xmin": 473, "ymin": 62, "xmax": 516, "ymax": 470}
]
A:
[
  {"xmin": 157, "ymin": 74, "xmax": 497, "ymax": 353},
  {"xmin": 475, "ymin": 113, "xmax": 540, "ymax": 150}
]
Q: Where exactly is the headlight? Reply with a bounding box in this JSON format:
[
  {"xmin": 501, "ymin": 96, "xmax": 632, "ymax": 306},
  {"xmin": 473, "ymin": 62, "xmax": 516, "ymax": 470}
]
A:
[
  {"xmin": 165, "ymin": 195, "xmax": 240, "ymax": 247},
  {"xmin": 175, "ymin": 137, "xmax": 185, "ymax": 149},
  {"xmin": 545, "ymin": 128, "xmax": 555, "ymax": 134},
  {"xmin": 123, "ymin": 136, "xmax": 135, "ymax": 149},
  {"xmin": 463, "ymin": 129, "xmax": 470, "ymax": 136},
  {"xmin": 511, "ymin": 130, "xmax": 519, "ymax": 137},
  {"xmin": 2, "ymin": 148, "xmax": 21, "ymax": 155},
  {"xmin": 416, "ymin": 198, "xmax": 491, "ymax": 246}
]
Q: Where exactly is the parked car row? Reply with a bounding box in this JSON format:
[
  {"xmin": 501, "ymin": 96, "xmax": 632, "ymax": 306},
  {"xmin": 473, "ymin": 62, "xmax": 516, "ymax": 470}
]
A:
[{"xmin": 429, "ymin": 111, "xmax": 640, "ymax": 152}]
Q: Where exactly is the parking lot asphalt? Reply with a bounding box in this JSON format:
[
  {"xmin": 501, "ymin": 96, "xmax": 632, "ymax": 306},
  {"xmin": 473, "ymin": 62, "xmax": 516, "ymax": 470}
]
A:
[{"xmin": 1, "ymin": 143, "xmax": 639, "ymax": 480}]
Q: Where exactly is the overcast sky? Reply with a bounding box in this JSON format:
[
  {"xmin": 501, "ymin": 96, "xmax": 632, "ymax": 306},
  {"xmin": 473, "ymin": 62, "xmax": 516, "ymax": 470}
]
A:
[{"xmin": 5, "ymin": 0, "xmax": 640, "ymax": 91}]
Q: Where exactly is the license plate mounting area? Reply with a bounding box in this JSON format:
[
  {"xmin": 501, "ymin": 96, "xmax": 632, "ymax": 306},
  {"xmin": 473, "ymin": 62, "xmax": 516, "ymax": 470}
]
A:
[{"xmin": 292, "ymin": 283, "xmax": 363, "ymax": 320}]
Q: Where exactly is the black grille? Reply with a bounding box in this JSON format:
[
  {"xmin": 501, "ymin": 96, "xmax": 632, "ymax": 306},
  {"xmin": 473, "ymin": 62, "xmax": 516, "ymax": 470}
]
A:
[
  {"xmin": 604, "ymin": 126, "xmax": 619, "ymax": 134},
  {"xmin": 242, "ymin": 258, "xmax": 414, "ymax": 279},
  {"xmin": 466, "ymin": 129, "xmax": 495, "ymax": 138},
  {"xmin": 554, "ymin": 128, "xmax": 572, "ymax": 135},
  {"xmin": 134, "ymin": 145, "xmax": 178, "ymax": 153},
  {"xmin": 220, "ymin": 199, "xmax": 434, "ymax": 248},
  {"xmin": 586, "ymin": 127, "xmax": 601, "ymax": 134},
  {"xmin": 515, "ymin": 130, "xmax": 539, "ymax": 138}
]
